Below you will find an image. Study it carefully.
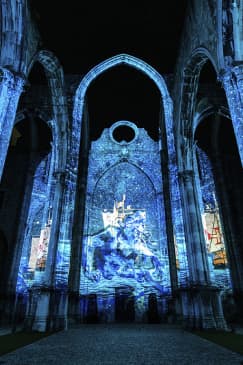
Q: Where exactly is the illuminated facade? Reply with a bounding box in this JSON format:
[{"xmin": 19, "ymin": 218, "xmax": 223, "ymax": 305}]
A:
[
  {"xmin": 80, "ymin": 121, "xmax": 174, "ymax": 321},
  {"xmin": 0, "ymin": 0, "xmax": 243, "ymax": 331}
]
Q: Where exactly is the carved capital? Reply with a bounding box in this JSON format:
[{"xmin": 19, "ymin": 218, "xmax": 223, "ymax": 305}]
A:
[
  {"xmin": 0, "ymin": 67, "xmax": 14, "ymax": 85},
  {"xmin": 232, "ymin": 63, "xmax": 243, "ymax": 82},
  {"xmin": 219, "ymin": 64, "xmax": 243, "ymax": 87},
  {"xmin": 0, "ymin": 67, "xmax": 25, "ymax": 92},
  {"xmin": 218, "ymin": 67, "xmax": 232, "ymax": 84}
]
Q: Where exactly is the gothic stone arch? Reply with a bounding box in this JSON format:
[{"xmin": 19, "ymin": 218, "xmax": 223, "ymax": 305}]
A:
[
  {"xmin": 66, "ymin": 54, "xmax": 181, "ymax": 323},
  {"xmin": 173, "ymin": 49, "xmax": 228, "ymax": 329},
  {"xmin": 177, "ymin": 48, "xmax": 219, "ymax": 171},
  {"xmin": 27, "ymin": 50, "xmax": 68, "ymax": 171}
]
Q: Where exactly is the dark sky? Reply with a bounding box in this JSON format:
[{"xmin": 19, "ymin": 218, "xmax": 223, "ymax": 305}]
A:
[
  {"xmin": 31, "ymin": 1, "xmax": 188, "ymax": 139},
  {"xmin": 32, "ymin": 1, "xmax": 188, "ymax": 75}
]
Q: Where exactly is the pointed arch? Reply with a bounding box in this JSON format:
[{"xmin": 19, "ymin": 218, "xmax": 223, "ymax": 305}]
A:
[
  {"xmin": 27, "ymin": 50, "xmax": 68, "ymax": 170},
  {"xmin": 0, "ymin": 0, "xmax": 27, "ymax": 72},
  {"xmin": 72, "ymin": 53, "xmax": 174, "ymax": 179},
  {"xmin": 68, "ymin": 54, "xmax": 182, "ymax": 295},
  {"xmin": 177, "ymin": 48, "xmax": 219, "ymax": 171},
  {"xmin": 73, "ymin": 53, "xmax": 172, "ymax": 126},
  {"xmin": 27, "ymin": 50, "xmax": 63, "ymax": 77},
  {"xmin": 93, "ymin": 160, "xmax": 157, "ymax": 198}
]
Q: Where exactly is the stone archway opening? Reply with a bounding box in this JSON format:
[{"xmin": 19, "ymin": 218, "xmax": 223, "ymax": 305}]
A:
[
  {"xmin": 68, "ymin": 54, "xmax": 185, "ymax": 324},
  {"xmin": 195, "ymin": 114, "xmax": 243, "ymax": 324},
  {"xmin": 86, "ymin": 65, "xmax": 161, "ymax": 142},
  {"xmin": 0, "ymin": 116, "xmax": 52, "ymax": 282},
  {"xmin": 0, "ymin": 114, "xmax": 52, "ymax": 320},
  {"xmin": 0, "ymin": 61, "xmax": 53, "ymax": 323},
  {"xmin": 76, "ymin": 65, "xmax": 166, "ymax": 323},
  {"xmin": 194, "ymin": 60, "xmax": 243, "ymax": 325}
]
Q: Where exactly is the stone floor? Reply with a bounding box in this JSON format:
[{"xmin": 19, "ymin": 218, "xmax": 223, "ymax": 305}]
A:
[{"xmin": 0, "ymin": 324, "xmax": 243, "ymax": 365}]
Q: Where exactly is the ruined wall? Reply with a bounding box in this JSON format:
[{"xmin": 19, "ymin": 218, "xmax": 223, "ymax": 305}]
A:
[
  {"xmin": 172, "ymin": 0, "xmax": 220, "ymax": 133},
  {"xmin": 0, "ymin": 0, "xmax": 40, "ymax": 75}
]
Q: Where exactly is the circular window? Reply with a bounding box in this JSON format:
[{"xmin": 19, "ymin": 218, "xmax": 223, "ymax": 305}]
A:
[
  {"xmin": 112, "ymin": 125, "xmax": 135, "ymax": 143},
  {"xmin": 110, "ymin": 121, "xmax": 138, "ymax": 144}
]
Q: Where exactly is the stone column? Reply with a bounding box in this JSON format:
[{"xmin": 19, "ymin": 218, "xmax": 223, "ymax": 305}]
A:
[
  {"xmin": 7, "ymin": 113, "xmax": 43, "ymax": 292},
  {"xmin": 220, "ymin": 65, "xmax": 243, "ymax": 166},
  {"xmin": 5, "ymin": 160, "xmax": 37, "ymax": 326},
  {"xmin": 211, "ymin": 289, "xmax": 228, "ymax": 329},
  {"xmin": 28, "ymin": 171, "xmax": 67, "ymax": 332},
  {"xmin": 177, "ymin": 170, "xmax": 227, "ymax": 329},
  {"xmin": 0, "ymin": 70, "xmax": 24, "ymax": 325},
  {"xmin": 67, "ymin": 148, "xmax": 89, "ymax": 325},
  {"xmin": 211, "ymin": 154, "xmax": 243, "ymax": 322},
  {"xmin": 43, "ymin": 171, "xmax": 66, "ymax": 286},
  {"xmin": 0, "ymin": 67, "xmax": 25, "ymax": 180},
  {"xmin": 179, "ymin": 170, "xmax": 210, "ymax": 285}
]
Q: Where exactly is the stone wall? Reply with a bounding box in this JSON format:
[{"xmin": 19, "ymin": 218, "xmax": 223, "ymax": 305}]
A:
[
  {"xmin": 173, "ymin": 0, "xmax": 220, "ymax": 134},
  {"xmin": 0, "ymin": 0, "xmax": 40, "ymax": 75}
]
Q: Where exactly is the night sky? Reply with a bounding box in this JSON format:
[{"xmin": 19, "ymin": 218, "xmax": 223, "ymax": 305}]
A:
[
  {"xmin": 32, "ymin": 1, "xmax": 188, "ymax": 75},
  {"xmin": 31, "ymin": 1, "xmax": 188, "ymax": 139}
]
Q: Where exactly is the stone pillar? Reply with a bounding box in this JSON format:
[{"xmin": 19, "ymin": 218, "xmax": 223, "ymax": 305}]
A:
[
  {"xmin": 26, "ymin": 286, "xmax": 51, "ymax": 332},
  {"xmin": 177, "ymin": 170, "xmax": 227, "ymax": 329},
  {"xmin": 43, "ymin": 171, "xmax": 66, "ymax": 286},
  {"xmin": 0, "ymin": 67, "xmax": 25, "ymax": 319},
  {"xmin": 67, "ymin": 149, "xmax": 89, "ymax": 325},
  {"xmin": 0, "ymin": 67, "xmax": 25, "ymax": 180},
  {"xmin": 211, "ymin": 154, "xmax": 243, "ymax": 323},
  {"xmin": 220, "ymin": 65, "xmax": 243, "ymax": 166},
  {"xmin": 179, "ymin": 170, "xmax": 210, "ymax": 285},
  {"xmin": 211, "ymin": 289, "xmax": 228, "ymax": 329},
  {"xmin": 27, "ymin": 171, "xmax": 67, "ymax": 332},
  {"xmin": 4, "ymin": 161, "xmax": 37, "ymax": 326}
]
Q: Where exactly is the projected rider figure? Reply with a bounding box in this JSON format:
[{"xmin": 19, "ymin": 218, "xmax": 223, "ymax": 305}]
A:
[{"xmin": 85, "ymin": 196, "xmax": 165, "ymax": 292}]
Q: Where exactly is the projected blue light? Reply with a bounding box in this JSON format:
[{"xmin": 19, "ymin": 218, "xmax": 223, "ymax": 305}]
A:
[
  {"xmin": 15, "ymin": 55, "xmax": 190, "ymax": 322},
  {"xmin": 16, "ymin": 152, "xmax": 54, "ymax": 292},
  {"xmin": 79, "ymin": 121, "xmax": 174, "ymax": 320},
  {"xmin": 196, "ymin": 147, "xmax": 232, "ymax": 290},
  {"xmin": 221, "ymin": 67, "xmax": 243, "ymax": 166},
  {"xmin": 0, "ymin": 67, "xmax": 24, "ymax": 177},
  {"xmin": 83, "ymin": 208, "xmax": 166, "ymax": 289},
  {"xmin": 71, "ymin": 54, "xmax": 190, "ymax": 301}
]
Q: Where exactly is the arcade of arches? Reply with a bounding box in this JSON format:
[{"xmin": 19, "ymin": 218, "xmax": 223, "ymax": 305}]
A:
[{"xmin": 0, "ymin": 0, "xmax": 243, "ymax": 332}]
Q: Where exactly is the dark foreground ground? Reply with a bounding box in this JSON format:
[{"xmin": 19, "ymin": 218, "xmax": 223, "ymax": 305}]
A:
[{"xmin": 0, "ymin": 324, "xmax": 243, "ymax": 365}]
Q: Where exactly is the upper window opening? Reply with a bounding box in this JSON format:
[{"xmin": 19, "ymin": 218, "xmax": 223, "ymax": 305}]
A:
[{"xmin": 112, "ymin": 125, "xmax": 135, "ymax": 143}]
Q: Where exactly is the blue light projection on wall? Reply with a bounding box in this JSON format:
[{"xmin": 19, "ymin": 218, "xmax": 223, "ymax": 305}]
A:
[
  {"xmin": 71, "ymin": 54, "xmax": 190, "ymax": 297},
  {"xmin": 0, "ymin": 67, "xmax": 24, "ymax": 177},
  {"xmin": 79, "ymin": 121, "xmax": 172, "ymax": 320},
  {"xmin": 168, "ymin": 160, "xmax": 189, "ymax": 287},
  {"xmin": 15, "ymin": 55, "xmax": 190, "ymax": 320},
  {"xmin": 16, "ymin": 152, "xmax": 54, "ymax": 292},
  {"xmin": 196, "ymin": 147, "xmax": 232, "ymax": 291}
]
